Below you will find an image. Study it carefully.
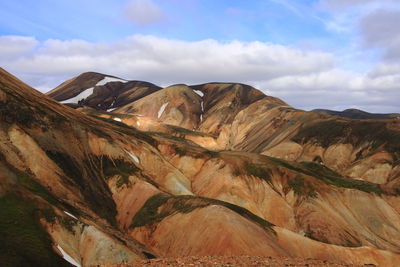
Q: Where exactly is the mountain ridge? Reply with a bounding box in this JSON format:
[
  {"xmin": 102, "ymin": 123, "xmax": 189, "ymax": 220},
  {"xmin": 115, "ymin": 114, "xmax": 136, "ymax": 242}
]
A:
[
  {"xmin": 1, "ymin": 68, "xmax": 400, "ymax": 266},
  {"xmin": 313, "ymin": 108, "xmax": 400, "ymax": 120}
]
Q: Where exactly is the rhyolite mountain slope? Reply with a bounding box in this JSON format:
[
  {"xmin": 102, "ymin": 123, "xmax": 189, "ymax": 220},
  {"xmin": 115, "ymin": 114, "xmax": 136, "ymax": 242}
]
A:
[
  {"xmin": 47, "ymin": 72, "xmax": 161, "ymax": 111},
  {"xmin": 49, "ymin": 72, "xmax": 400, "ymax": 186},
  {"xmin": 0, "ymin": 68, "xmax": 399, "ymax": 266}
]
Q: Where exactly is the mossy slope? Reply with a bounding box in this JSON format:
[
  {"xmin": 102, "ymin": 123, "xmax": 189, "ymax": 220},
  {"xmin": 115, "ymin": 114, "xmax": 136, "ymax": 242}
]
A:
[{"xmin": 0, "ymin": 194, "xmax": 71, "ymax": 267}]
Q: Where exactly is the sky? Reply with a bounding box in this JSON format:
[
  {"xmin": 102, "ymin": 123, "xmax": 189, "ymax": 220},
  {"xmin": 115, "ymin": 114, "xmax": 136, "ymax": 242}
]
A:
[{"xmin": 1, "ymin": 0, "xmax": 400, "ymax": 112}]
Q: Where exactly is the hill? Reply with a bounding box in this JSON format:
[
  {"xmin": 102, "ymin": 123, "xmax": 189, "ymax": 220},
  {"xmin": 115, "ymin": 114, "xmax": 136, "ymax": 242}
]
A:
[
  {"xmin": 312, "ymin": 108, "xmax": 400, "ymax": 120},
  {"xmin": 0, "ymin": 68, "xmax": 399, "ymax": 266}
]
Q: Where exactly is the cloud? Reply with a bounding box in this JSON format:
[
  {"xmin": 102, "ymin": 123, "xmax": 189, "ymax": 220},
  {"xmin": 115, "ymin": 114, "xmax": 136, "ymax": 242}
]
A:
[
  {"xmin": 0, "ymin": 34, "xmax": 333, "ymax": 84},
  {"xmin": 123, "ymin": 0, "xmax": 166, "ymax": 26},
  {"xmin": 262, "ymin": 68, "xmax": 400, "ymax": 112},
  {"xmin": 368, "ymin": 63, "xmax": 400, "ymax": 78},
  {"xmin": 317, "ymin": 0, "xmax": 400, "ymax": 65},
  {"xmin": 359, "ymin": 8, "xmax": 400, "ymax": 61},
  {"xmin": 0, "ymin": 36, "xmax": 38, "ymax": 60},
  {"xmin": 1, "ymin": 34, "xmax": 399, "ymax": 113}
]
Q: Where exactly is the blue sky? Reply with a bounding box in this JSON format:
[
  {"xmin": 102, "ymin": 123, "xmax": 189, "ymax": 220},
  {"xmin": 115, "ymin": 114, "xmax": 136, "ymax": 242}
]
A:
[
  {"xmin": 0, "ymin": 0, "xmax": 334, "ymax": 42},
  {"xmin": 1, "ymin": 0, "xmax": 400, "ymax": 112}
]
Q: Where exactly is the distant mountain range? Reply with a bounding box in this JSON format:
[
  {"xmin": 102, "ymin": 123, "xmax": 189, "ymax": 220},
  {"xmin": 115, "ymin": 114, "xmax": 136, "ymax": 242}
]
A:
[
  {"xmin": 1, "ymin": 68, "xmax": 400, "ymax": 266},
  {"xmin": 313, "ymin": 108, "xmax": 400, "ymax": 120}
]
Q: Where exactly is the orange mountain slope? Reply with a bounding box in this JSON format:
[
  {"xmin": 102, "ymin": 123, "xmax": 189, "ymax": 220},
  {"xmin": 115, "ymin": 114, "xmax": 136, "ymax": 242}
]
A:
[{"xmin": 0, "ymin": 68, "xmax": 399, "ymax": 266}]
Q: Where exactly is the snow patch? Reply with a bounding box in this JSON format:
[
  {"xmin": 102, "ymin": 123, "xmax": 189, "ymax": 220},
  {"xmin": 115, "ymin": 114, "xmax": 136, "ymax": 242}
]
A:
[
  {"xmin": 60, "ymin": 87, "xmax": 94, "ymax": 104},
  {"xmin": 56, "ymin": 244, "xmax": 81, "ymax": 267},
  {"xmin": 199, "ymin": 101, "xmax": 204, "ymax": 122},
  {"xmin": 193, "ymin": 89, "xmax": 204, "ymax": 97},
  {"xmin": 96, "ymin": 76, "xmax": 127, "ymax": 86},
  {"xmin": 158, "ymin": 102, "xmax": 169, "ymax": 119},
  {"xmin": 174, "ymin": 181, "xmax": 192, "ymax": 195},
  {"xmin": 107, "ymin": 99, "xmax": 116, "ymax": 111},
  {"xmin": 63, "ymin": 211, "xmax": 78, "ymax": 220},
  {"xmin": 136, "ymin": 114, "xmax": 144, "ymax": 117},
  {"xmin": 124, "ymin": 149, "xmax": 140, "ymax": 163},
  {"xmin": 113, "ymin": 118, "xmax": 122, "ymax": 122},
  {"xmin": 136, "ymin": 121, "xmax": 141, "ymax": 126}
]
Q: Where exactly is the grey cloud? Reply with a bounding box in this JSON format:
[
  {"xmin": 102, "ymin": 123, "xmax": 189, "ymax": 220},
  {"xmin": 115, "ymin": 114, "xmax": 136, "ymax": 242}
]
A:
[
  {"xmin": 320, "ymin": 1, "xmax": 400, "ymax": 63},
  {"xmin": 123, "ymin": 0, "xmax": 165, "ymax": 26},
  {"xmin": 261, "ymin": 69, "xmax": 400, "ymax": 113},
  {"xmin": 368, "ymin": 63, "xmax": 400, "ymax": 78},
  {"xmin": 360, "ymin": 8, "xmax": 400, "ymax": 61}
]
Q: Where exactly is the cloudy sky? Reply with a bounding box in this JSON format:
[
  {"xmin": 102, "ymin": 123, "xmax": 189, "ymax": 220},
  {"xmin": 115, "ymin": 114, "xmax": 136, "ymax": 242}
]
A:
[{"xmin": 1, "ymin": 0, "xmax": 400, "ymax": 112}]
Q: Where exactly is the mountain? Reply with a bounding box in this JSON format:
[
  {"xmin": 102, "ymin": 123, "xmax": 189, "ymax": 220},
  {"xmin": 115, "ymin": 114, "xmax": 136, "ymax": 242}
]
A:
[
  {"xmin": 1, "ymin": 68, "xmax": 400, "ymax": 266},
  {"xmin": 47, "ymin": 72, "xmax": 161, "ymax": 110},
  {"xmin": 312, "ymin": 108, "xmax": 400, "ymax": 120}
]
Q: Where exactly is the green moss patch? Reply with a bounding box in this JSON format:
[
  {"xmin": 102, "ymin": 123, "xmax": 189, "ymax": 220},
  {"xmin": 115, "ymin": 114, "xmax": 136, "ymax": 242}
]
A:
[
  {"xmin": 263, "ymin": 155, "xmax": 384, "ymax": 195},
  {"xmin": 169, "ymin": 143, "xmax": 218, "ymax": 159},
  {"xmin": 101, "ymin": 156, "xmax": 139, "ymax": 188},
  {"xmin": 267, "ymin": 156, "xmax": 304, "ymax": 173},
  {"xmin": 46, "ymin": 151, "xmax": 118, "ymax": 226},
  {"xmin": 300, "ymin": 161, "xmax": 383, "ymax": 194},
  {"xmin": 0, "ymin": 194, "xmax": 71, "ymax": 267},
  {"xmin": 130, "ymin": 193, "xmax": 170, "ymax": 227},
  {"xmin": 220, "ymin": 200, "xmax": 275, "ymax": 231},
  {"xmin": 0, "ymin": 81, "xmax": 66, "ymax": 128},
  {"xmin": 0, "ymin": 101, "xmax": 38, "ymax": 126},
  {"xmin": 172, "ymin": 145, "xmax": 188, "ymax": 156},
  {"xmin": 165, "ymin": 125, "xmax": 217, "ymax": 138},
  {"xmin": 243, "ymin": 162, "xmax": 271, "ymax": 181},
  {"xmin": 131, "ymin": 194, "xmax": 275, "ymax": 234},
  {"xmin": 288, "ymin": 175, "xmax": 317, "ymax": 197},
  {"xmin": 45, "ymin": 151, "xmax": 83, "ymax": 184},
  {"xmin": 59, "ymin": 216, "xmax": 77, "ymax": 235},
  {"xmin": 16, "ymin": 174, "xmax": 59, "ymax": 205},
  {"xmin": 292, "ymin": 119, "xmax": 400, "ymax": 153}
]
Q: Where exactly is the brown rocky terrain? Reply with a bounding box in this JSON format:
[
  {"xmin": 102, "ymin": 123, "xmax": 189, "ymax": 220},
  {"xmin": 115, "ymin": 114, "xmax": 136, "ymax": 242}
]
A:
[
  {"xmin": 0, "ymin": 68, "xmax": 399, "ymax": 266},
  {"xmin": 98, "ymin": 256, "xmax": 364, "ymax": 267}
]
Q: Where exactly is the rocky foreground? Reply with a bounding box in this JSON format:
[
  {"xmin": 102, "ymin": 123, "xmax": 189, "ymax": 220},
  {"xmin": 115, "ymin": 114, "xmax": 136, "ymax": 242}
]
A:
[{"xmin": 98, "ymin": 256, "xmax": 373, "ymax": 267}]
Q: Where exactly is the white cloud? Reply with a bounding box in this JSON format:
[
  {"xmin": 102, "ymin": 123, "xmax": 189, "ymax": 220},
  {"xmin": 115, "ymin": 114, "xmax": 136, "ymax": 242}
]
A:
[
  {"xmin": 123, "ymin": 0, "xmax": 165, "ymax": 26},
  {"xmin": 0, "ymin": 34, "xmax": 333, "ymax": 84},
  {"xmin": 0, "ymin": 36, "xmax": 38, "ymax": 60},
  {"xmin": 1, "ymin": 34, "xmax": 399, "ymax": 113}
]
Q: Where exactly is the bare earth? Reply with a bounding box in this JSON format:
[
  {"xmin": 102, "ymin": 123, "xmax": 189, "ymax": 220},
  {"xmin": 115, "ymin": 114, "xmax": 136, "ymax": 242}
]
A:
[{"xmin": 101, "ymin": 256, "xmax": 370, "ymax": 267}]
